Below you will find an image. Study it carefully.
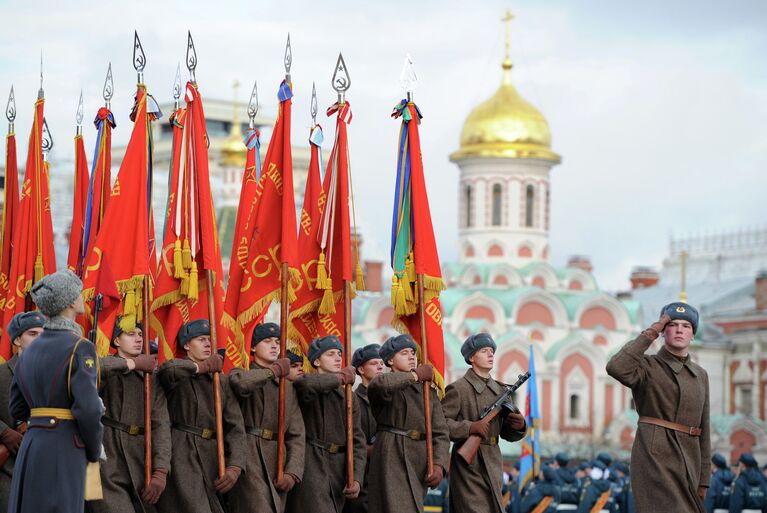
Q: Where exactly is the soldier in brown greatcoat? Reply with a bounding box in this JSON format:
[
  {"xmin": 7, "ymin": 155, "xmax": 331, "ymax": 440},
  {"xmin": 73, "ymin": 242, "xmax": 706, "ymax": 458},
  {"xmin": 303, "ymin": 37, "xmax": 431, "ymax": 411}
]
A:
[
  {"xmin": 228, "ymin": 322, "xmax": 306, "ymax": 513},
  {"xmin": 441, "ymin": 333, "xmax": 527, "ymax": 513},
  {"xmin": 343, "ymin": 343, "xmax": 384, "ymax": 513},
  {"xmin": 606, "ymin": 302, "xmax": 711, "ymax": 513},
  {"xmin": 91, "ymin": 321, "xmax": 171, "ymax": 513},
  {"xmin": 156, "ymin": 319, "xmax": 246, "ymax": 513},
  {"xmin": 286, "ymin": 335, "xmax": 366, "ymax": 513},
  {"xmin": 367, "ymin": 334, "xmax": 450, "ymax": 513},
  {"xmin": 0, "ymin": 312, "xmax": 45, "ymax": 513}
]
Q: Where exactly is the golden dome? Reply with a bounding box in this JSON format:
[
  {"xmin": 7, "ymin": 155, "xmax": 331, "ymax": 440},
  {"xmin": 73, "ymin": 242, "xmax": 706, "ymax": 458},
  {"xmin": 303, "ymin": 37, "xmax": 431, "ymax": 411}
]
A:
[
  {"xmin": 450, "ymin": 11, "xmax": 560, "ymax": 166},
  {"xmin": 220, "ymin": 120, "xmax": 246, "ymax": 168}
]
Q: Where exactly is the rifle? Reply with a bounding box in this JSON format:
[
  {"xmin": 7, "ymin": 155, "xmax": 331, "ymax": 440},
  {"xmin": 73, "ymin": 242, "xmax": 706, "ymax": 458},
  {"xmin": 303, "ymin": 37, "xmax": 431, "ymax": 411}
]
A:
[{"xmin": 457, "ymin": 371, "xmax": 530, "ymax": 465}]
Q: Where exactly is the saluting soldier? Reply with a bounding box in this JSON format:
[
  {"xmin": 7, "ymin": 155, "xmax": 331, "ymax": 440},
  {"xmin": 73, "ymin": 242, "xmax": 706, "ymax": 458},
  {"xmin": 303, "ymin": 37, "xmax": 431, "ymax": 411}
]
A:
[
  {"xmin": 367, "ymin": 334, "xmax": 450, "ymax": 513},
  {"xmin": 156, "ymin": 319, "xmax": 246, "ymax": 513},
  {"xmin": 343, "ymin": 343, "xmax": 384, "ymax": 513},
  {"xmin": 606, "ymin": 303, "xmax": 711, "ymax": 513},
  {"xmin": 0, "ymin": 312, "xmax": 46, "ymax": 512},
  {"xmin": 441, "ymin": 333, "xmax": 526, "ymax": 513},
  {"xmin": 8, "ymin": 270, "xmax": 104, "ymax": 513},
  {"xmin": 91, "ymin": 320, "xmax": 171, "ymax": 513},
  {"xmin": 286, "ymin": 335, "xmax": 366, "ymax": 513},
  {"xmin": 228, "ymin": 322, "xmax": 305, "ymax": 513}
]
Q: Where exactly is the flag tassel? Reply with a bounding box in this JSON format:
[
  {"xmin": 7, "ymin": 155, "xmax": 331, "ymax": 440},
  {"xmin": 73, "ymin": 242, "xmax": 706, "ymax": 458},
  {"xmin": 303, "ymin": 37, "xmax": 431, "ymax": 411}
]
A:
[
  {"xmin": 319, "ymin": 278, "xmax": 337, "ymax": 314},
  {"xmin": 392, "ymin": 275, "xmax": 409, "ymax": 315},
  {"xmin": 34, "ymin": 254, "xmax": 44, "ymax": 282},
  {"xmin": 316, "ymin": 251, "xmax": 330, "ymax": 290},
  {"xmin": 188, "ymin": 261, "xmax": 199, "ymax": 300},
  {"xmin": 173, "ymin": 238, "xmax": 186, "ymax": 279},
  {"xmin": 182, "ymin": 238, "xmax": 192, "ymax": 270},
  {"xmin": 355, "ymin": 262, "xmax": 365, "ymax": 292}
]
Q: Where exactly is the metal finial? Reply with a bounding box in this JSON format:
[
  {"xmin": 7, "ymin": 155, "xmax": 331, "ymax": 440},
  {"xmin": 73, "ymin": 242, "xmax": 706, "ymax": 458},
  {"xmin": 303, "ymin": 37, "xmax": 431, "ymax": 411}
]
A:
[
  {"xmin": 331, "ymin": 53, "xmax": 351, "ymax": 102},
  {"xmin": 284, "ymin": 33, "xmax": 292, "ymax": 82},
  {"xmin": 6, "ymin": 86, "xmax": 16, "ymax": 132},
  {"xmin": 310, "ymin": 82, "xmax": 318, "ymax": 125},
  {"xmin": 42, "ymin": 117, "xmax": 53, "ymax": 157},
  {"xmin": 38, "ymin": 51, "xmax": 44, "ymax": 99},
  {"xmin": 76, "ymin": 90, "xmax": 84, "ymax": 135},
  {"xmin": 186, "ymin": 31, "xmax": 197, "ymax": 83},
  {"xmin": 103, "ymin": 62, "xmax": 114, "ymax": 108},
  {"xmin": 133, "ymin": 30, "xmax": 146, "ymax": 83},
  {"xmin": 247, "ymin": 80, "xmax": 258, "ymax": 128},
  {"xmin": 400, "ymin": 54, "xmax": 418, "ymax": 102},
  {"xmin": 173, "ymin": 62, "xmax": 182, "ymax": 110}
]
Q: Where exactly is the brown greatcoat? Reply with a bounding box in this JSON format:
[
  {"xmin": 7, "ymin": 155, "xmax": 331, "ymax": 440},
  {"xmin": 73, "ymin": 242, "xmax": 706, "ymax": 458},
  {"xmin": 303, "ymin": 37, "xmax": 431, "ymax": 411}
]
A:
[
  {"xmin": 286, "ymin": 373, "xmax": 367, "ymax": 513},
  {"xmin": 343, "ymin": 383, "xmax": 376, "ymax": 513},
  {"xmin": 606, "ymin": 333, "xmax": 711, "ymax": 513},
  {"xmin": 367, "ymin": 371, "xmax": 450, "ymax": 513},
  {"xmin": 89, "ymin": 356, "xmax": 172, "ymax": 513},
  {"xmin": 227, "ymin": 362, "xmax": 306, "ymax": 513},
  {"xmin": 441, "ymin": 368, "xmax": 526, "ymax": 513},
  {"xmin": 156, "ymin": 358, "xmax": 246, "ymax": 513},
  {"xmin": 0, "ymin": 354, "xmax": 20, "ymax": 513}
]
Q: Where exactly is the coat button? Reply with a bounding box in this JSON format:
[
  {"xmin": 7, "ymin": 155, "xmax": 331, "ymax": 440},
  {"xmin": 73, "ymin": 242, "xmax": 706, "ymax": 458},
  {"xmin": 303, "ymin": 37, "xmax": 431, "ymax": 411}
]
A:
[{"xmin": 49, "ymin": 419, "xmax": 55, "ymax": 424}]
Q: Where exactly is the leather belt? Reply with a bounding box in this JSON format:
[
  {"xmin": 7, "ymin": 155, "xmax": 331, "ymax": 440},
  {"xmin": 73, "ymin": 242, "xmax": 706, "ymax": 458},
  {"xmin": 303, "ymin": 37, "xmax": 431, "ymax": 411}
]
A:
[
  {"xmin": 172, "ymin": 422, "xmax": 216, "ymax": 440},
  {"xmin": 307, "ymin": 437, "xmax": 345, "ymax": 454},
  {"xmin": 245, "ymin": 426, "xmax": 275, "ymax": 441},
  {"xmin": 480, "ymin": 435, "xmax": 498, "ymax": 446},
  {"xmin": 638, "ymin": 416, "xmax": 702, "ymax": 437},
  {"xmin": 378, "ymin": 425, "xmax": 426, "ymax": 441},
  {"xmin": 102, "ymin": 416, "xmax": 144, "ymax": 436},
  {"xmin": 30, "ymin": 408, "xmax": 74, "ymax": 420}
]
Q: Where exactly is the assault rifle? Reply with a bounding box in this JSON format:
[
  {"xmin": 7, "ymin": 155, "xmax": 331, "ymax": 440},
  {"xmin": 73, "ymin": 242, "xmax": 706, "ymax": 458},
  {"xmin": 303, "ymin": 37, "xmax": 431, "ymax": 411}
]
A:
[{"xmin": 457, "ymin": 371, "xmax": 531, "ymax": 465}]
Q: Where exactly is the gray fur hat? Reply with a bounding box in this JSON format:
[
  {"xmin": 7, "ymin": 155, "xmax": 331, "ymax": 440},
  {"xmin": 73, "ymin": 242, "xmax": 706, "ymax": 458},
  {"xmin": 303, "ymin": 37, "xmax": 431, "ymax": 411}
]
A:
[{"xmin": 30, "ymin": 270, "xmax": 83, "ymax": 317}]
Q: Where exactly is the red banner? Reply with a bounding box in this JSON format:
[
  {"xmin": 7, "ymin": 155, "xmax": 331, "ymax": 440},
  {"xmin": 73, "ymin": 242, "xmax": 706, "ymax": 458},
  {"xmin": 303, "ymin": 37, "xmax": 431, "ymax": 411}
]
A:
[
  {"xmin": 67, "ymin": 134, "xmax": 89, "ymax": 276},
  {"xmin": 83, "ymin": 108, "xmax": 115, "ymax": 261},
  {"xmin": 0, "ymin": 130, "xmax": 19, "ymax": 360}
]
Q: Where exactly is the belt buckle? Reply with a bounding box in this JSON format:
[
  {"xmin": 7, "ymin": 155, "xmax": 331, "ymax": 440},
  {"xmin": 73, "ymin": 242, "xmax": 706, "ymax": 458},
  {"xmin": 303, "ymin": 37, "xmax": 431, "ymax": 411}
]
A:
[
  {"xmin": 688, "ymin": 426, "xmax": 695, "ymax": 436},
  {"xmin": 328, "ymin": 443, "xmax": 340, "ymax": 454},
  {"xmin": 490, "ymin": 435, "xmax": 498, "ymax": 445},
  {"xmin": 129, "ymin": 425, "xmax": 140, "ymax": 436},
  {"xmin": 261, "ymin": 429, "xmax": 273, "ymax": 440},
  {"xmin": 202, "ymin": 428, "xmax": 214, "ymax": 440},
  {"xmin": 408, "ymin": 430, "xmax": 422, "ymax": 441}
]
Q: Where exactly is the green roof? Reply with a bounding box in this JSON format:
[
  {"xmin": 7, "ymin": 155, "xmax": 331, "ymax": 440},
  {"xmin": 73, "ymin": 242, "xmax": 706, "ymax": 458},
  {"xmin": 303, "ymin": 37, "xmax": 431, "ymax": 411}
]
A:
[{"xmin": 545, "ymin": 332, "xmax": 583, "ymax": 362}]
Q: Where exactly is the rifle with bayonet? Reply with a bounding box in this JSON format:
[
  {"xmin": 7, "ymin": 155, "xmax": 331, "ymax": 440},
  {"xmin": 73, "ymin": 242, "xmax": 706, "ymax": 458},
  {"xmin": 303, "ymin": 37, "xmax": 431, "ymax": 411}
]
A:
[{"xmin": 457, "ymin": 371, "xmax": 531, "ymax": 465}]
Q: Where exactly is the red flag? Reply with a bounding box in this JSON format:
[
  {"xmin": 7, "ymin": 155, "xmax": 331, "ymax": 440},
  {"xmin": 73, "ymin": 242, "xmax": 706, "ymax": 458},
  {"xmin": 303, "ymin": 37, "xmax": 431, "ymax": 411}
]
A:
[
  {"xmin": 67, "ymin": 134, "xmax": 90, "ymax": 276},
  {"xmin": 1, "ymin": 97, "xmax": 56, "ymax": 355},
  {"xmin": 81, "ymin": 87, "xmax": 157, "ymax": 356},
  {"xmin": 221, "ymin": 80, "xmax": 298, "ymax": 369},
  {"xmin": 82, "ymin": 108, "xmax": 115, "ymax": 261},
  {"xmin": 0, "ymin": 126, "xmax": 20, "ymax": 360},
  {"xmin": 151, "ymin": 83, "xmax": 229, "ymax": 363}
]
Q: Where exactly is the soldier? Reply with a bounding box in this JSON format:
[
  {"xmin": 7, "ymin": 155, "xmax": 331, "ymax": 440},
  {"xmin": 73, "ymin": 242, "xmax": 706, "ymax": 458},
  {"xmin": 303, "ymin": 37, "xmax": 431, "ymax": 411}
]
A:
[
  {"xmin": 156, "ymin": 319, "xmax": 246, "ymax": 513},
  {"xmin": 519, "ymin": 464, "xmax": 561, "ymax": 513},
  {"xmin": 552, "ymin": 452, "xmax": 579, "ymax": 510},
  {"xmin": 286, "ymin": 350, "xmax": 305, "ymax": 382},
  {"xmin": 344, "ymin": 343, "xmax": 384, "ymax": 513},
  {"xmin": 606, "ymin": 303, "xmax": 711, "ymax": 512},
  {"xmin": 613, "ymin": 462, "xmax": 635, "ymax": 513},
  {"xmin": 367, "ymin": 334, "xmax": 450, "ymax": 513},
  {"xmin": 286, "ymin": 335, "xmax": 366, "ymax": 513},
  {"xmin": 577, "ymin": 460, "xmax": 615, "ymax": 513},
  {"xmin": 91, "ymin": 320, "xmax": 171, "ymax": 513},
  {"xmin": 0, "ymin": 312, "xmax": 46, "ymax": 512},
  {"xmin": 228, "ymin": 322, "xmax": 305, "ymax": 513},
  {"xmin": 8, "ymin": 269, "xmax": 104, "ymax": 513},
  {"xmin": 508, "ymin": 461, "xmax": 523, "ymax": 513},
  {"xmin": 705, "ymin": 453, "xmax": 734, "ymax": 513},
  {"xmin": 441, "ymin": 333, "xmax": 526, "ymax": 513},
  {"xmin": 728, "ymin": 453, "xmax": 766, "ymax": 513}
]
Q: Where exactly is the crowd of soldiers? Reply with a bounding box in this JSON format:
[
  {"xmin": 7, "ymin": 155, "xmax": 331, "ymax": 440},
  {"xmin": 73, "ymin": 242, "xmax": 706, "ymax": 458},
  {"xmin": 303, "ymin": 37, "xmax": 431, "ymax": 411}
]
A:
[{"xmin": 2, "ymin": 270, "xmax": 766, "ymax": 513}]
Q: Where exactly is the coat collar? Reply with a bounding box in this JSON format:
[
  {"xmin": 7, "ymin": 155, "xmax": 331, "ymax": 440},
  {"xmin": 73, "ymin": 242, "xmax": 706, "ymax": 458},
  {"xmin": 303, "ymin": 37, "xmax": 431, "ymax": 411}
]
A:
[
  {"xmin": 6, "ymin": 353, "xmax": 19, "ymax": 373},
  {"xmin": 464, "ymin": 368, "xmax": 502, "ymax": 395},
  {"xmin": 355, "ymin": 384, "xmax": 369, "ymax": 404},
  {"xmin": 657, "ymin": 346, "xmax": 700, "ymax": 377}
]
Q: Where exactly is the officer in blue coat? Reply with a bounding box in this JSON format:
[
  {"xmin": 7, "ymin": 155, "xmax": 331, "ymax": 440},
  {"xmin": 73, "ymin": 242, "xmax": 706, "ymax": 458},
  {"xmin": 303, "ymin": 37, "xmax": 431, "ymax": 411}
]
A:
[
  {"xmin": 519, "ymin": 464, "xmax": 560, "ymax": 513},
  {"xmin": 578, "ymin": 460, "xmax": 616, "ymax": 513},
  {"xmin": 705, "ymin": 453, "xmax": 734, "ymax": 513},
  {"xmin": 7, "ymin": 270, "xmax": 104, "ymax": 513},
  {"xmin": 729, "ymin": 453, "xmax": 766, "ymax": 513},
  {"xmin": 552, "ymin": 452, "xmax": 579, "ymax": 507}
]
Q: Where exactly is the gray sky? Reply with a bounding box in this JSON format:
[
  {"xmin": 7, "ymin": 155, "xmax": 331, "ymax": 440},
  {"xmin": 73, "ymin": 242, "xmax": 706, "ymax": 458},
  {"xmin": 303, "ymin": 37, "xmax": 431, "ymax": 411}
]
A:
[{"xmin": 1, "ymin": 0, "xmax": 765, "ymax": 291}]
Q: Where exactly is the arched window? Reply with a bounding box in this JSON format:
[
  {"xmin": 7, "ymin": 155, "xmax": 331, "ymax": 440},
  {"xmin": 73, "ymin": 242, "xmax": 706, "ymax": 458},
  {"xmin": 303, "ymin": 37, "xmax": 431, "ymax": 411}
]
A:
[
  {"xmin": 569, "ymin": 394, "xmax": 580, "ymax": 420},
  {"xmin": 525, "ymin": 184, "xmax": 535, "ymax": 228},
  {"xmin": 491, "ymin": 184, "xmax": 503, "ymax": 226},
  {"xmin": 465, "ymin": 185, "xmax": 473, "ymax": 228}
]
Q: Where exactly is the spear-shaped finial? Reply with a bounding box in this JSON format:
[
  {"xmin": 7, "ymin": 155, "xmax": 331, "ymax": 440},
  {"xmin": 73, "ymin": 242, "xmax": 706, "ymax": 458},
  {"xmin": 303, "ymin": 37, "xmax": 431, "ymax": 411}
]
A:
[
  {"xmin": 400, "ymin": 54, "xmax": 418, "ymax": 102},
  {"xmin": 311, "ymin": 82, "xmax": 318, "ymax": 126},
  {"xmin": 6, "ymin": 86, "xmax": 16, "ymax": 133},
  {"xmin": 284, "ymin": 33, "xmax": 292, "ymax": 83},
  {"xmin": 76, "ymin": 90, "xmax": 84, "ymax": 136},
  {"xmin": 103, "ymin": 62, "xmax": 114, "ymax": 108},
  {"xmin": 247, "ymin": 80, "xmax": 258, "ymax": 129},
  {"xmin": 38, "ymin": 51, "xmax": 44, "ymax": 99},
  {"xmin": 173, "ymin": 62, "xmax": 182, "ymax": 111},
  {"xmin": 133, "ymin": 30, "xmax": 146, "ymax": 83},
  {"xmin": 42, "ymin": 117, "xmax": 53, "ymax": 159},
  {"xmin": 186, "ymin": 31, "xmax": 197, "ymax": 83},
  {"xmin": 331, "ymin": 53, "xmax": 351, "ymax": 103}
]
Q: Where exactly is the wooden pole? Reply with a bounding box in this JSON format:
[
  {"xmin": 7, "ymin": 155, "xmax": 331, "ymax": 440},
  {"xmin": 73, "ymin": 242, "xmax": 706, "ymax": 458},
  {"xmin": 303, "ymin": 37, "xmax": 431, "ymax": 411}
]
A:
[
  {"xmin": 276, "ymin": 262, "xmax": 289, "ymax": 481},
  {"xmin": 417, "ymin": 274, "xmax": 434, "ymax": 477},
  {"xmin": 344, "ymin": 280, "xmax": 354, "ymax": 488},
  {"xmin": 206, "ymin": 269, "xmax": 226, "ymax": 478},
  {"xmin": 143, "ymin": 275, "xmax": 153, "ymax": 488}
]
